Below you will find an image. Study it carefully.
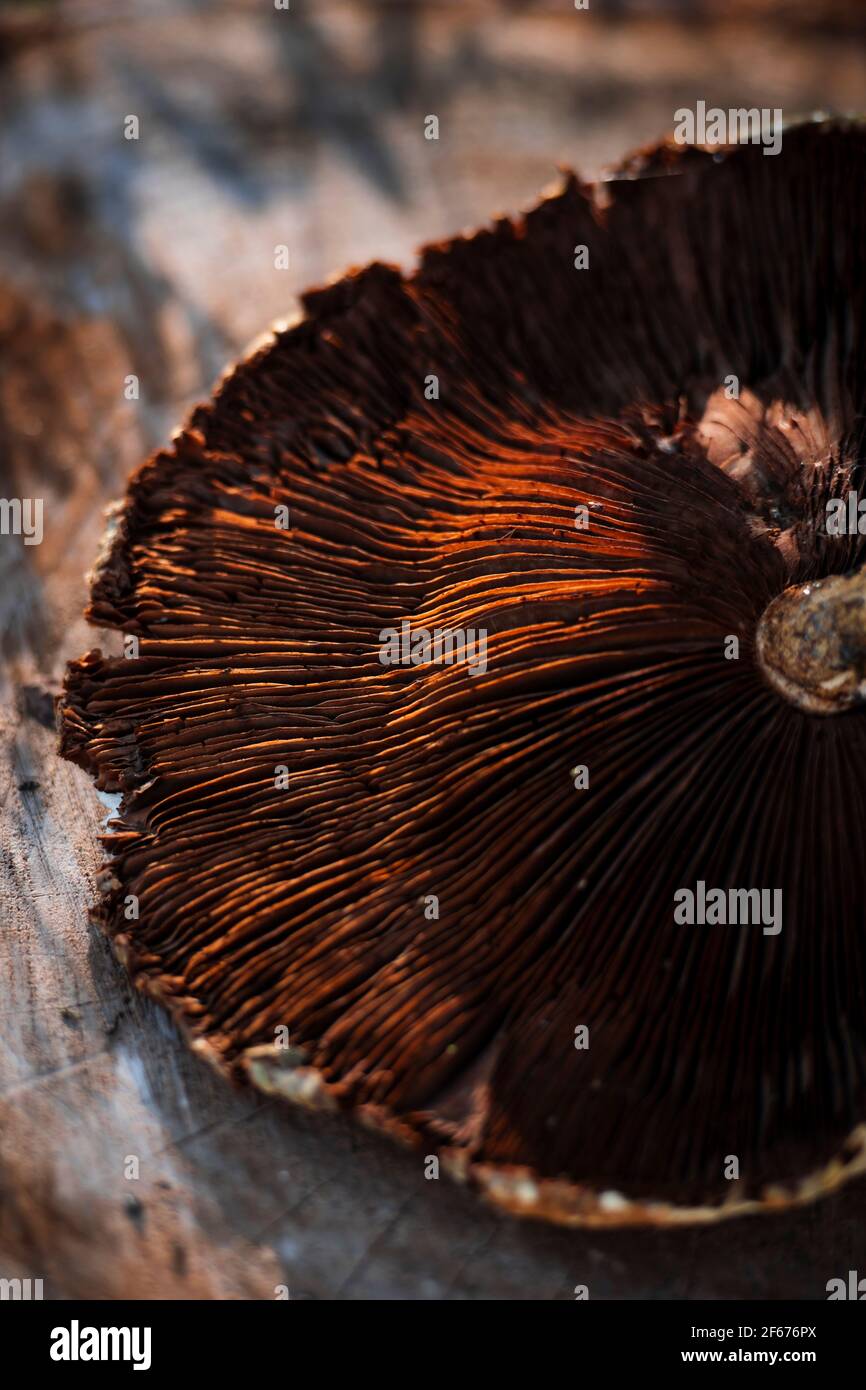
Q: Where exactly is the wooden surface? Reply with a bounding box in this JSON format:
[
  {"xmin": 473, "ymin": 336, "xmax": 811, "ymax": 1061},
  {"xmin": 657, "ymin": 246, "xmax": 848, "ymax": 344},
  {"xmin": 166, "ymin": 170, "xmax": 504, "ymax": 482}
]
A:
[{"xmin": 2, "ymin": 0, "xmax": 866, "ymax": 1300}]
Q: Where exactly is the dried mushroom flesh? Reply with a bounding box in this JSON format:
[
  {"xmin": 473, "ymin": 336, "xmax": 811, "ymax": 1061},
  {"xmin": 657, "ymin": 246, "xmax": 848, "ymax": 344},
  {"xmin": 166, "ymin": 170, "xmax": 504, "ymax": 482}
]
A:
[{"xmin": 62, "ymin": 120, "xmax": 866, "ymax": 1225}]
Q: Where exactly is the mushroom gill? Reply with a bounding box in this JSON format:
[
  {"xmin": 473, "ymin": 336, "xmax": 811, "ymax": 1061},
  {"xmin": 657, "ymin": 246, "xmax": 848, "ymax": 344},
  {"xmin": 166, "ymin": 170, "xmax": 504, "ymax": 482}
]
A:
[{"xmin": 61, "ymin": 120, "xmax": 866, "ymax": 1225}]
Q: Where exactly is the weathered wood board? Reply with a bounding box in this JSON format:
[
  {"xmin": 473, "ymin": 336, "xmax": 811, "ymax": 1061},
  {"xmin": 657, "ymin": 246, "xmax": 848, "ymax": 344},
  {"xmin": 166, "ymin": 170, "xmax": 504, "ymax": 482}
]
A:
[{"xmin": 2, "ymin": 0, "xmax": 866, "ymax": 1298}]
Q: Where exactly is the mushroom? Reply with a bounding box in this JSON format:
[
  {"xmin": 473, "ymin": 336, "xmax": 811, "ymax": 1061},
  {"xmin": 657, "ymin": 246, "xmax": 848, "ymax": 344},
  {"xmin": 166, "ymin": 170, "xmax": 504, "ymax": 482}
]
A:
[{"xmin": 62, "ymin": 119, "xmax": 866, "ymax": 1225}]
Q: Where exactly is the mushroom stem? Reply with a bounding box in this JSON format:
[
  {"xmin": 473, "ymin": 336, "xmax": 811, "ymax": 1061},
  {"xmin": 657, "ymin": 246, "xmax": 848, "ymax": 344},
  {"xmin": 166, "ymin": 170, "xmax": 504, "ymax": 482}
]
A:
[{"xmin": 756, "ymin": 569, "xmax": 866, "ymax": 713}]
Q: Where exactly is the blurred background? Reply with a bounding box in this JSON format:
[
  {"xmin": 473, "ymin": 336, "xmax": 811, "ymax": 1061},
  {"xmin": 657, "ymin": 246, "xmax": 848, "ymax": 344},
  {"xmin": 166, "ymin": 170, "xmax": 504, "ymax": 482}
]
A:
[{"xmin": 1, "ymin": 0, "xmax": 866, "ymax": 1299}]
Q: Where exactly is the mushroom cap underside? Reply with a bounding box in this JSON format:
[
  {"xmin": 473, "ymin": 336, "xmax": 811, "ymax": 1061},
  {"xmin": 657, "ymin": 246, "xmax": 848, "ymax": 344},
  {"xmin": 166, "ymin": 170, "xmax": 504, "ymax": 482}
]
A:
[{"xmin": 62, "ymin": 119, "xmax": 866, "ymax": 1225}]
